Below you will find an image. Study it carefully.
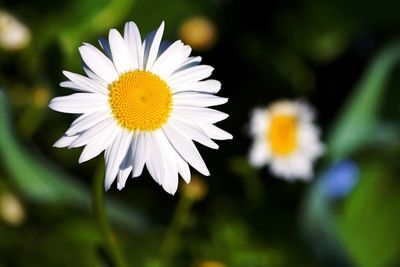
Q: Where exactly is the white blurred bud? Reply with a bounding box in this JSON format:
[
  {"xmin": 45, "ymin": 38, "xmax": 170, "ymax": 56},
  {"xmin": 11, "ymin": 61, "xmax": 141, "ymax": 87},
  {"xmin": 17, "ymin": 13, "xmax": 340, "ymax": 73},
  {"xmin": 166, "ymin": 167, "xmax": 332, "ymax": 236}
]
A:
[
  {"xmin": 179, "ymin": 16, "xmax": 217, "ymax": 51},
  {"xmin": 0, "ymin": 10, "xmax": 31, "ymax": 51},
  {"xmin": 0, "ymin": 192, "xmax": 26, "ymax": 226}
]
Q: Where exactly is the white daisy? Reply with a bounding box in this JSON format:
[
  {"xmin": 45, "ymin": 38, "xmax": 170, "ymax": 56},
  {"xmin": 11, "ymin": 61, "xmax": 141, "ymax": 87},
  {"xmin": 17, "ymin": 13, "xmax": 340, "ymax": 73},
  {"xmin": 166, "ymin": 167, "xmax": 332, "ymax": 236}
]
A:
[
  {"xmin": 248, "ymin": 100, "xmax": 323, "ymax": 181},
  {"xmin": 49, "ymin": 21, "xmax": 232, "ymax": 194}
]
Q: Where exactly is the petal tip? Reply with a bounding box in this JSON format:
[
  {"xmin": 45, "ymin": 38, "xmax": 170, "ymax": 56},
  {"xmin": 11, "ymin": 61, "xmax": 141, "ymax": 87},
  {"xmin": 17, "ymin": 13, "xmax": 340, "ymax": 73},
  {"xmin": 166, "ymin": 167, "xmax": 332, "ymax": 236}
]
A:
[
  {"xmin": 48, "ymin": 100, "xmax": 56, "ymax": 110},
  {"xmin": 104, "ymin": 183, "xmax": 111, "ymax": 191},
  {"xmin": 221, "ymin": 98, "xmax": 229, "ymax": 104},
  {"xmin": 117, "ymin": 182, "xmax": 125, "ymax": 190},
  {"xmin": 52, "ymin": 142, "xmax": 61, "ymax": 148},
  {"xmin": 164, "ymin": 187, "xmax": 176, "ymax": 195},
  {"xmin": 202, "ymin": 169, "xmax": 210, "ymax": 176},
  {"xmin": 108, "ymin": 28, "xmax": 119, "ymax": 37},
  {"xmin": 61, "ymin": 70, "xmax": 69, "ymax": 77},
  {"xmin": 78, "ymin": 154, "xmax": 88, "ymax": 164}
]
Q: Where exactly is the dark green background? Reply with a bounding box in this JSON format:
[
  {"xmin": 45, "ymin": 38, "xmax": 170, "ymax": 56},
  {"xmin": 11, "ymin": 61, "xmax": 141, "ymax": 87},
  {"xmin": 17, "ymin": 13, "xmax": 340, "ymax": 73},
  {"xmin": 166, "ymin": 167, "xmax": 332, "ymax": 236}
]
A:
[{"xmin": 1, "ymin": 0, "xmax": 400, "ymax": 266}]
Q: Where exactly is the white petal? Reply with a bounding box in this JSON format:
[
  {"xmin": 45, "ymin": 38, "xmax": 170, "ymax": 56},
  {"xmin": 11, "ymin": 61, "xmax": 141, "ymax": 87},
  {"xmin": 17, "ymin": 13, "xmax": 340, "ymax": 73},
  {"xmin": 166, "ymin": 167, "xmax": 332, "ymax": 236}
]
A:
[
  {"xmin": 62, "ymin": 71, "xmax": 108, "ymax": 95},
  {"xmin": 124, "ymin": 21, "xmax": 142, "ymax": 70},
  {"xmin": 156, "ymin": 129, "xmax": 191, "ymax": 184},
  {"xmin": 250, "ymin": 108, "xmax": 268, "ymax": 137},
  {"xmin": 66, "ymin": 110, "xmax": 111, "ymax": 136},
  {"xmin": 49, "ymin": 93, "xmax": 108, "ymax": 114},
  {"xmin": 249, "ymin": 140, "xmax": 269, "ymax": 167},
  {"xmin": 298, "ymin": 124, "xmax": 324, "ymax": 158},
  {"xmin": 162, "ymin": 168, "xmax": 179, "ymax": 195},
  {"xmin": 53, "ymin": 135, "xmax": 78, "ymax": 148},
  {"xmin": 171, "ymin": 79, "xmax": 221, "ymax": 94},
  {"xmin": 69, "ymin": 117, "xmax": 115, "ymax": 148},
  {"xmin": 162, "ymin": 45, "xmax": 192, "ymax": 79},
  {"xmin": 172, "ymin": 106, "xmax": 229, "ymax": 124},
  {"xmin": 82, "ymin": 64, "xmax": 109, "ymax": 86},
  {"xmin": 270, "ymin": 156, "xmax": 312, "ymax": 181},
  {"xmin": 98, "ymin": 37, "xmax": 112, "ymax": 58},
  {"xmin": 109, "ymin": 29, "xmax": 134, "ymax": 73},
  {"xmin": 151, "ymin": 41, "xmax": 192, "ymax": 79},
  {"xmin": 197, "ymin": 123, "xmax": 233, "ymax": 140},
  {"xmin": 145, "ymin": 131, "xmax": 165, "ymax": 185},
  {"xmin": 173, "ymin": 92, "xmax": 228, "ymax": 107},
  {"xmin": 59, "ymin": 81, "xmax": 78, "ymax": 90},
  {"xmin": 288, "ymin": 155, "xmax": 313, "ymax": 180},
  {"xmin": 117, "ymin": 165, "xmax": 132, "ymax": 190},
  {"xmin": 163, "ymin": 123, "xmax": 210, "ymax": 176},
  {"xmin": 117, "ymin": 142, "xmax": 134, "ymax": 190},
  {"xmin": 79, "ymin": 123, "xmax": 119, "ymax": 163},
  {"xmin": 158, "ymin": 40, "xmax": 173, "ymax": 56},
  {"xmin": 132, "ymin": 132, "xmax": 147, "ymax": 177},
  {"xmin": 169, "ymin": 117, "xmax": 219, "ymax": 149},
  {"xmin": 176, "ymin": 153, "xmax": 191, "ymax": 183},
  {"xmin": 83, "ymin": 64, "xmax": 99, "ymax": 80},
  {"xmin": 297, "ymin": 101, "xmax": 315, "ymax": 122},
  {"xmin": 104, "ymin": 129, "xmax": 133, "ymax": 190},
  {"xmin": 141, "ymin": 30, "xmax": 156, "ymax": 69},
  {"xmin": 68, "ymin": 112, "xmax": 98, "ymax": 131},
  {"xmin": 173, "ymin": 56, "xmax": 201, "ymax": 73},
  {"xmin": 270, "ymin": 158, "xmax": 293, "ymax": 179},
  {"xmin": 158, "ymin": 147, "xmax": 179, "ymax": 194},
  {"xmin": 150, "ymin": 40, "xmax": 182, "ymax": 77},
  {"xmin": 182, "ymin": 55, "xmax": 202, "ymax": 65},
  {"xmin": 156, "ymin": 130, "xmax": 181, "ymax": 193},
  {"xmin": 168, "ymin": 65, "xmax": 214, "ymax": 88},
  {"xmin": 143, "ymin": 21, "xmax": 165, "ymax": 70},
  {"xmin": 79, "ymin": 44, "xmax": 119, "ymax": 84}
]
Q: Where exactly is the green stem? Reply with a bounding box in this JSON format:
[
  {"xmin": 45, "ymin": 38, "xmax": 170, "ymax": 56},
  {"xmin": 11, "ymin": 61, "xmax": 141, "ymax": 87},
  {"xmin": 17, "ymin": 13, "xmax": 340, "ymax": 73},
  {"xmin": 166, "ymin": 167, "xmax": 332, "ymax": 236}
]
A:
[
  {"xmin": 159, "ymin": 194, "xmax": 194, "ymax": 266},
  {"xmin": 92, "ymin": 167, "xmax": 127, "ymax": 267}
]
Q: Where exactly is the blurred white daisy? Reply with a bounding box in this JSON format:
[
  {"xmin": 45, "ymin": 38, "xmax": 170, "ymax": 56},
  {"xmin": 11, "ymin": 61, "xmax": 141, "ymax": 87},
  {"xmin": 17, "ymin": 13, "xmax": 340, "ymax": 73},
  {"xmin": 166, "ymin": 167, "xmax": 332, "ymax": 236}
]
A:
[
  {"xmin": 49, "ymin": 21, "xmax": 232, "ymax": 194},
  {"xmin": 0, "ymin": 10, "xmax": 31, "ymax": 50},
  {"xmin": 249, "ymin": 100, "xmax": 323, "ymax": 181}
]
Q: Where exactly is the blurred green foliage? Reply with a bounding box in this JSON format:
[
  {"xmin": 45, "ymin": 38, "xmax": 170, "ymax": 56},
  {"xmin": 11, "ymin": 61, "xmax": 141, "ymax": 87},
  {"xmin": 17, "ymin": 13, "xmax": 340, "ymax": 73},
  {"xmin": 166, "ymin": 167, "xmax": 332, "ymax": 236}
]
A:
[
  {"xmin": 340, "ymin": 160, "xmax": 400, "ymax": 267},
  {"xmin": 327, "ymin": 41, "xmax": 400, "ymax": 161},
  {"xmin": 1, "ymin": 0, "xmax": 400, "ymax": 266}
]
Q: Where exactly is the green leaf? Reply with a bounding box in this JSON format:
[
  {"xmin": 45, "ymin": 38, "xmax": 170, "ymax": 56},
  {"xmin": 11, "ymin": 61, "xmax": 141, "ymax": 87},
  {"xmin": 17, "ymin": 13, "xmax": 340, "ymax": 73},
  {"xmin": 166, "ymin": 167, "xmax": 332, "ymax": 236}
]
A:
[
  {"xmin": 57, "ymin": 0, "xmax": 136, "ymax": 61},
  {"xmin": 339, "ymin": 162, "xmax": 400, "ymax": 267},
  {"xmin": 0, "ymin": 91, "xmax": 85, "ymax": 203},
  {"xmin": 0, "ymin": 89, "xmax": 148, "ymax": 231},
  {"xmin": 326, "ymin": 41, "xmax": 400, "ymax": 161}
]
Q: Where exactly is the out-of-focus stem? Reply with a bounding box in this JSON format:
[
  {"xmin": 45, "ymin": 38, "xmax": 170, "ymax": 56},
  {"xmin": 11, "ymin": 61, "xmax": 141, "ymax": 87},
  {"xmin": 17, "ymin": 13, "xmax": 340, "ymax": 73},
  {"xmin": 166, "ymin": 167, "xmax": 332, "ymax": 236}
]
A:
[
  {"xmin": 159, "ymin": 194, "xmax": 194, "ymax": 266},
  {"xmin": 92, "ymin": 166, "xmax": 127, "ymax": 267}
]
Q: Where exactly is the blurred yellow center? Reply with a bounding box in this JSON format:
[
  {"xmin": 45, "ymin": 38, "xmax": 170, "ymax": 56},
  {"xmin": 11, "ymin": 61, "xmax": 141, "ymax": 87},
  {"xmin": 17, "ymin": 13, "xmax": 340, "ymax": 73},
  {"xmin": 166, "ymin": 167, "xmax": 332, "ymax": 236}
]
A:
[
  {"xmin": 109, "ymin": 70, "xmax": 172, "ymax": 131},
  {"xmin": 268, "ymin": 115, "xmax": 298, "ymax": 155}
]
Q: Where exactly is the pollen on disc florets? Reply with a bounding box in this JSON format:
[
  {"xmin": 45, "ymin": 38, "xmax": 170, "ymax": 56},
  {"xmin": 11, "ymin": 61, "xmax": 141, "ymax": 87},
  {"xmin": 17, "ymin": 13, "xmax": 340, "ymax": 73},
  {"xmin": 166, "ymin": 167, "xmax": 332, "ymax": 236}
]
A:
[
  {"xmin": 267, "ymin": 114, "xmax": 298, "ymax": 156},
  {"xmin": 109, "ymin": 70, "xmax": 173, "ymax": 131}
]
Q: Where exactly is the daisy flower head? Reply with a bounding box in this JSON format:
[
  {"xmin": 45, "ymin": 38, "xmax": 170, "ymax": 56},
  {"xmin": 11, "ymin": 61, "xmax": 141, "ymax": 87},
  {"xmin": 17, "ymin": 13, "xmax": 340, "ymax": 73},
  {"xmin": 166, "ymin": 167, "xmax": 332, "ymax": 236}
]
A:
[
  {"xmin": 49, "ymin": 21, "xmax": 232, "ymax": 194},
  {"xmin": 248, "ymin": 100, "xmax": 324, "ymax": 181}
]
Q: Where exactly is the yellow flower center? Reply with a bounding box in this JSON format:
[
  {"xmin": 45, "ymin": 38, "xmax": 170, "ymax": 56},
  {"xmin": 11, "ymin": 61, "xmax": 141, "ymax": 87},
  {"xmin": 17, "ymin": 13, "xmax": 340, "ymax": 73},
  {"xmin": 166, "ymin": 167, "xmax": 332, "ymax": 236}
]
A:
[
  {"xmin": 109, "ymin": 70, "xmax": 172, "ymax": 131},
  {"xmin": 267, "ymin": 114, "xmax": 298, "ymax": 156}
]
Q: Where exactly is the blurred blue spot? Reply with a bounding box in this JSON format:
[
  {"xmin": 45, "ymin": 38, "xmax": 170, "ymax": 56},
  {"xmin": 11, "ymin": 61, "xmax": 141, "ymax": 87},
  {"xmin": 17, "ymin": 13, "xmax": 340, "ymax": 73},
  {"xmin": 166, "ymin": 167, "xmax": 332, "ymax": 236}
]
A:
[{"xmin": 319, "ymin": 160, "xmax": 359, "ymax": 199}]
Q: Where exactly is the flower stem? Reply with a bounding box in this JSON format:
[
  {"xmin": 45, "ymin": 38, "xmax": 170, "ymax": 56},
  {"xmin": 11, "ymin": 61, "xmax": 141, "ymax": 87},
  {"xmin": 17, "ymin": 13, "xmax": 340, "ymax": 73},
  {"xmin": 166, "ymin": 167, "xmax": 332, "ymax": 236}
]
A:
[
  {"xmin": 92, "ymin": 164, "xmax": 127, "ymax": 267},
  {"xmin": 159, "ymin": 194, "xmax": 194, "ymax": 266}
]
